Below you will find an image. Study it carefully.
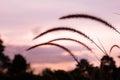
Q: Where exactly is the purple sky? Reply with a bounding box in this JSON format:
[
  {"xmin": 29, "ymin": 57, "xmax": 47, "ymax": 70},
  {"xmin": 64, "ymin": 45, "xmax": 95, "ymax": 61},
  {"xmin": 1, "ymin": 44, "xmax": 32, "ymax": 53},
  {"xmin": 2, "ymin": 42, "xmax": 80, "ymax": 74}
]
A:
[{"xmin": 1, "ymin": 0, "xmax": 120, "ymax": 74}]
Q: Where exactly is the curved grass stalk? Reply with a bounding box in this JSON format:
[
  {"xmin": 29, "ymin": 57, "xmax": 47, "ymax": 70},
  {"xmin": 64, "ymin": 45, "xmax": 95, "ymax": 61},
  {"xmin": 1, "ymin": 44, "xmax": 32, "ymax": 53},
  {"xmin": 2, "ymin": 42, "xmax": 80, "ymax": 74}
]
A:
[
  {"xmin": 26, "ymin": 42, "xmax": 79, "ymax": 64},
  {"xmin": 33, "ymin": 27, "xmax": 106, "ymax": 54},
  {"xmin": 59, "ymin": 14, "xmax": 120, "ymax": 35},
  {"xmin": 97, "ymin": 38, "xmax": 108, "ymax": 55},
  {"xmin": 48, "ymin": 38, "xmax": 92, "ymax": 52},
  {"xmin": 47, "ymin": 38, "xmax": 100, "ymax": 62},
  {"xmin": 33, "ymin": 27, "xmax": 90, "ymax": 40},
  {"xmin": 109, "ymin": 45, "xmax": 120, "ymax": 54}
]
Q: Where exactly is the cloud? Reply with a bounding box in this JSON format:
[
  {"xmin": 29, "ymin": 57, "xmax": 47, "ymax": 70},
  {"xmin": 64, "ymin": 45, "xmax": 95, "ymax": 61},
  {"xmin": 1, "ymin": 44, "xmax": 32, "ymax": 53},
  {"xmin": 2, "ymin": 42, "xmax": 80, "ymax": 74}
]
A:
[
  {"xmin": 31, "ymin": 27, "xmax": 42, "ymax": 35},
  {"xmin": 4, "ymin": 44, "xmax": 97, "ymax": 63},
  {"xmin": 4, "ymin": 44, "xmax": 103, "ymax": 74},
  {"xmin": 31, "ymin": 61, "xmax": 76, "ymax": 74}
]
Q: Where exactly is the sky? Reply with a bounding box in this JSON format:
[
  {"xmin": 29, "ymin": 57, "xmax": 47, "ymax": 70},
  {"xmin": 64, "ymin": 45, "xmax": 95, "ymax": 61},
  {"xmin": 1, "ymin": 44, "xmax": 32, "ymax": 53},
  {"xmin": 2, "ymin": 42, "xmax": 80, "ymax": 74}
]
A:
[{"xmin": 1, "ymin": 0, "xmax": 120, "ymax": 74}]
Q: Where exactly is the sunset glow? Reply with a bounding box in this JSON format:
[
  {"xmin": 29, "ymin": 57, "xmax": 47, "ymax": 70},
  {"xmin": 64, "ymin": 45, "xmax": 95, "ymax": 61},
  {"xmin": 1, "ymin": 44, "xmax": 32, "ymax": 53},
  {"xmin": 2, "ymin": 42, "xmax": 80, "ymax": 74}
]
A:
[{"xmin": 1, "ymin": 0, "xmax": 120, "ymax": 74}]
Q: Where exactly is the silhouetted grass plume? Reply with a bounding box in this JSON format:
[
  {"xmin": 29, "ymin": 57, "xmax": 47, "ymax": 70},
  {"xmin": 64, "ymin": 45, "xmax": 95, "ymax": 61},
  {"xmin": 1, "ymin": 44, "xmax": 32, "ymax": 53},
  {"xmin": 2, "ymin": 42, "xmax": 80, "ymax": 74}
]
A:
[
  {"xmin": 47, "ymin": 38, "xmax": 100, "ymax": 62},
  {"xmin": 33, "ymin": 27, "xmax": 106, "ymax": 54},
  {"xmin": 97, "ymin": 38, "xmax": 108, "ymax": 55},
  {"xmin": 48, "ymin": 38, "xmax": 92, "ymax": 52},
  {"xmin": 109, "ymin": 44, "xmax": 120, "ymax": 54},
  {"xmin": 27, "ymin": 42, "xmax": 79, "ymax": 64},
  {"xmin": 59, "ymin": 14, "xmax": 120, "ymax": 35}
]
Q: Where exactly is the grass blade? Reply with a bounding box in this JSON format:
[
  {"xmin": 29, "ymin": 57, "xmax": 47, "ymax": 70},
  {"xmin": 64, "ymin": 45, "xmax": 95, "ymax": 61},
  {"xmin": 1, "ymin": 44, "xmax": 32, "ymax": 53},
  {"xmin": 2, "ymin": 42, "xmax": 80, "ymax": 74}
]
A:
[
  {"xmin": 48, "ymin": 38, "xmax": 100, "ymax": 62},
  {"xmin": 48, "ymin": 38, "xmax": 92, "ymax": 52},
  {"xmin": 59, "ymin": 14, "xmax": 120, "ymax": 35},
  {"xmin": 97, "ymin": 38, "xmax": 108, "ymax": 55},
  {"xmin": 27, "ymin": 42, "xmax": 79, "ymax": 64},
  {"xmin": 33, "ymin": 27, "xmax": 106, "ymax": 54},
  {"xmin": 109, "ymin": 45, "xmax": 120, "ymax": 54}
]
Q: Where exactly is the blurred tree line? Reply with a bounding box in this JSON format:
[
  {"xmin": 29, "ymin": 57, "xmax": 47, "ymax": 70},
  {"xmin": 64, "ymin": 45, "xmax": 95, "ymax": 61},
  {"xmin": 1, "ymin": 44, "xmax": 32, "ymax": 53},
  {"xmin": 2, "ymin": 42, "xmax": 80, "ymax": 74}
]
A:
[{"xmin": 0, "ymin": 38, "xmax": 120, "ymax": 80}]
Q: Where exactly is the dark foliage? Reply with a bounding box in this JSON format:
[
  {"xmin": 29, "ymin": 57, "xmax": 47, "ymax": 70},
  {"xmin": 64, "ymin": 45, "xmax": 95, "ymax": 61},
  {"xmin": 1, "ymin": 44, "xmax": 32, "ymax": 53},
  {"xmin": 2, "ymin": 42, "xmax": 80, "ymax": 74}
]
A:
[
  {"xmin": 1, "ymin": 13, "xmax": 120, "ymax": 80},
  {"xmin": 0, "ymin": 39, "xmax": 120, "ymax": 80},
  {"xmin": 0, "ymin": 37, "xmax": 11, "ymax": 79}
]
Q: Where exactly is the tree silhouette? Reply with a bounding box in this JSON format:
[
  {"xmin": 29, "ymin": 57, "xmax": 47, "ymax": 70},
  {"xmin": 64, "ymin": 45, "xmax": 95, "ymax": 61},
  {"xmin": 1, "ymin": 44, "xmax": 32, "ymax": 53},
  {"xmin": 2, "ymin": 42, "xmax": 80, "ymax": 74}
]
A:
[
  {"xmin": 100, "ymin": 55, "xmax": 117, "ymax": 80},
  {"xmin": 54, "ymin": 70, "xmax": 73, "ymax": 80},
  {"xmin": 7, "ymin": 54, "xmax": 37, "ymax": 80},
  {"xmin": 0, "ymin": 37, "xmax": 10, "ymax": 74},
  {"xmin": 77, "ymin": 59, "xmax": 94, "ymax": 80},
  {"xmin": 41, "ymin": 68, "xmax": 56, "ymax": 80},
  {"xmin": 8, "ymin": 54, "xmax": 29, "ymax": 75},
  {"xmin": 1, "ymin": 13, "xmax": 120, "ymax": 80}
]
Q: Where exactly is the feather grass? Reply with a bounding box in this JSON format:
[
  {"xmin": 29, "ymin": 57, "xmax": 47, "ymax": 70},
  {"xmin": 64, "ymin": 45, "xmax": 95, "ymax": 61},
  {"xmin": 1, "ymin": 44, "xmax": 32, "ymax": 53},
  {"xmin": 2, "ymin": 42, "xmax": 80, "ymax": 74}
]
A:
[
  {"xmin": 27, "ymin": 42, "xmax": 79, "ymax": 64},
  {"xmin": 48, "ymin": 38, "xmax": 92, "ymax": 52},
  {"xmin": 33, "ymin": 27, "xmax": 105, "ymax": 54},
  {"xmin": 97, "ymin": 38, "xmax": 108, "ymax": 55},
  {"xmin": 59, "ymin": 14, "xmax": 120, "ymax": 35},
  {"xmin": 48, "ymin": 38, "xmax": 100, "ymax": 62},
  {"xmin": 109, "ymin": 45, "xmax": 120, "ymax": 54}
]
